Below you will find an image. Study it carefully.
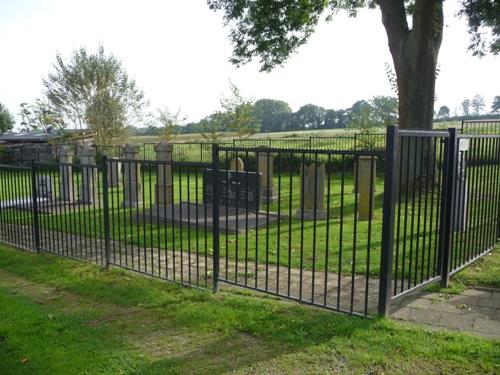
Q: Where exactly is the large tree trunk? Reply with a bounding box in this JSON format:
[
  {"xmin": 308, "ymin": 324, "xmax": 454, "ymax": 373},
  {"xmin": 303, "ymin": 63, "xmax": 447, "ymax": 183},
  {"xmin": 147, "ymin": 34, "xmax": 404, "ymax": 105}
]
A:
[
  {"xmin": 379, "ymin": 0, "xmax": 444, "ymax": 130},
  {"xmin": 379, "ymin": 0, "xmax": 444, "ymax": 191}
]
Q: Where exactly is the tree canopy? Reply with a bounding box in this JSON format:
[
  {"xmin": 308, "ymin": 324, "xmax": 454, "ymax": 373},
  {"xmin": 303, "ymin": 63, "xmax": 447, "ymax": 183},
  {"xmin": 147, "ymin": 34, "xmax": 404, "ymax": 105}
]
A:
[
  {"xmin": 43, "ymin": 45, "xmax": 146, "ymax": 144},
  {"xmin": 0, "ymin": 103, "xmax": 14, "ymax": 134},
  {"xmin": 208, "ymin": 0, "xmax": 500, "ymax": 130}
]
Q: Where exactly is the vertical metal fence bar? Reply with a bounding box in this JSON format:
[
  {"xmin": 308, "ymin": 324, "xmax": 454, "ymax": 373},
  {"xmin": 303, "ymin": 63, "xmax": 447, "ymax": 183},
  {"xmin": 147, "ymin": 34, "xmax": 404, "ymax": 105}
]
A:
[
  {"xmin": 378, "ymin": 125, "xmax": 398, "ymax": 317},
  {"xmin": 212, "ymin": 144, "xmax": 220, "ymax": 292},
  {"xmin": 101, "ymin": 156, "xmax": 111, "ymax": 268},
  {"xmin": 31, "ymin": 161, "xmax": 40, "ymax": 252},
  {"xmin": 440, "ymin": 128, "xmax": 458, "ymax": 287}
]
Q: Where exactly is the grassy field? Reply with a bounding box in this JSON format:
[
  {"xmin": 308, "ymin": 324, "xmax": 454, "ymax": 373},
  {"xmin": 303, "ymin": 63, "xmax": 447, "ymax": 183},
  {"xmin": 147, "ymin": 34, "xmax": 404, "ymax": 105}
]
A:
[
  {"xmin": 129, "ymin": 120, "xmax": 463, "ymax": 145},
  {"xmin": 0, "ymin": 244, "xmax": 498, "ymax": 375}
]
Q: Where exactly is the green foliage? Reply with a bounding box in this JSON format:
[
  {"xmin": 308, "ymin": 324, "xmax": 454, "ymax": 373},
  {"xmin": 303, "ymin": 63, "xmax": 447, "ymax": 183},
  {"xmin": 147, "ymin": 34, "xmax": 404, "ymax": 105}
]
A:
[
  {"xmin": 85, "ymin": 90, "xmax": 127, "ymax": 145},
  {"xmin": 461, "ymin": 99, "xmax": 471, "ymax": 116},
  {"xmin": 471, "ymin": 94, "xmax": 486, "ymax": 115},
  {"xmin": 199, "ymin": 112, "xmax": 227, "ymax": 142},
  {"xmin": 492, "ymin": 96, "xmax": 500, "ymax": 113},
  {"xmin": 370, "ymin": 95, "xmax": 398, "ymax": 126},
  {"xmin": 0, "ymin": 102, "xmax": 14, "ymax": 134},
  {"xmin": 43, "ymin": 45, "xmax": 146, "ymax": 144},
  {"xmin": 220, "ymin": 82, "xmax": 260, "ymax": 138},
  {"xmin": 437, "ymin": 105, "xmax": 450, "ymax": 119},
  {"xmin": 252, "ymin": 98, "xmax": 292, "ymax": 132},
  {"xmin": 289, "ymin": 104, "xmax": 326, "ymax": 130},
  {"xmin": 155, "ymin": 107, "xmax": 186, "ymax": 142},
  {"xmin": 18, "ymin": 100, "xmax": 64, "ymax": 132},
  {"xmin": 460, "ymin": 0, "xmax": 500, "ymax": 56}
]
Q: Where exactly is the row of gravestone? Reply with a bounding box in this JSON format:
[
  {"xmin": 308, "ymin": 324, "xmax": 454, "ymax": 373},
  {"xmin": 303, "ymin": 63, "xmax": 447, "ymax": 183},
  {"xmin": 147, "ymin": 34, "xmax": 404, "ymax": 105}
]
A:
[{"xmin": 37, "ymin": 142, "xmax": 377, "ymax": 221}]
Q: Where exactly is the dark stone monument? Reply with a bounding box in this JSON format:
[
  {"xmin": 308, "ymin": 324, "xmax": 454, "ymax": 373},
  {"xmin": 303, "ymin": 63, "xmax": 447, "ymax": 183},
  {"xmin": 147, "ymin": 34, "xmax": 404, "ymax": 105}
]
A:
[{"xmin": 203, "ymin": 169, "xmax": 260, "ymax": 211}]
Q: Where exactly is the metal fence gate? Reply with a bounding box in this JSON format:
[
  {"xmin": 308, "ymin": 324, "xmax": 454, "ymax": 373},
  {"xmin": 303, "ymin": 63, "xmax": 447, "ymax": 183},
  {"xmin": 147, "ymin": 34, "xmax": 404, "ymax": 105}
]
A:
[{"xmin": 379, "ymin": 127, "xmax": 500, "ymax": 315}]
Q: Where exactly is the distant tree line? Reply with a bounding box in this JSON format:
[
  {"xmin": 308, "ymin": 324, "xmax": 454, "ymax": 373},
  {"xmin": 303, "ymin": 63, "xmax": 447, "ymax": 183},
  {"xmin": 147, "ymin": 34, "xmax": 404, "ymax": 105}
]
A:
[
  {"xmin": 135, "ymin": 95, "xmax": 399, "ymax": 139},
  {"xmin": 435, "ymin": 95, "xmax": 500, "ymax": 121}
]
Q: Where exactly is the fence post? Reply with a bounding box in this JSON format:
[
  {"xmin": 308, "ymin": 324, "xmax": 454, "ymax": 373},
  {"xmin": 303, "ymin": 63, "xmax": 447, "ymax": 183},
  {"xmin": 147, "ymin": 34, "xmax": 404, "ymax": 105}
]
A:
[
  {"xmin": 30, "ymin": 160, "xmax": 41, "ymax": 253},
  {"xmin": 439, "ymin": 128, "xmax": 458, "ymax": 288},
  {"xmin": 101, "ymin": 155, "xmax": 111, "ymax": 268},
  {"xmin": 378, "ymin": 126, "xmax": 398, "ymax": 317},
  {"xmin": 211, "ymin": 143, "xmax": 220, "ymax": 292}
]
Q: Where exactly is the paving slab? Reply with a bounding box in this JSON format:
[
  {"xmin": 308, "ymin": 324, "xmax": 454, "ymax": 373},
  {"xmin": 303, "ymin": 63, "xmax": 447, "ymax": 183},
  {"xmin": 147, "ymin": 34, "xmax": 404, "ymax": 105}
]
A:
[{"xmin": 392, "ymin": 288, "xmax": 500, "ymax": 339}]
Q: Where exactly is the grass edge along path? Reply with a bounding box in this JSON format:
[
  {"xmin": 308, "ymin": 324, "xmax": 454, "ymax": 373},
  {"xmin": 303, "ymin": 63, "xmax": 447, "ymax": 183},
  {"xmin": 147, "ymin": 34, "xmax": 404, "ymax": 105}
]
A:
[{"xmin": 0, "ymin": 244, "xmax": 498, "ymax": 374}]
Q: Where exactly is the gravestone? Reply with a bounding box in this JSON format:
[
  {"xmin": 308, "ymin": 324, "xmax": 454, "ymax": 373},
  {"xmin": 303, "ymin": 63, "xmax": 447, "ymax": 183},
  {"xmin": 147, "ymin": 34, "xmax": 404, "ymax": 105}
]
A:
[
  {"xmin": 36, "ymin": 175, "xmax": 52, "ymax": 199},
  {"xmin": 296, "ymin": 163, "xmax": 327, "ymax": 220},
  {"xmin": 203, "ymin": 169, "xmax": 260, "ymax": 211},
  {"xmin": 356, "ymin": 156, "xmax": 377, "ymax": 220},
  {"xmin": 58, "ymin": 145, "xmax": 74, "ymax": 202},
  {"xmin": 152, "ymin": 141, "xmax": 173, "ymax": 214},
  {"xmin": 257, "ymin": 149, "xmax": 277, "ymax": 203},
  {"xmin": 122, "ymin": 144, "xmax": 142, "ymax": 208},
  {"xmin": 107, "ymin": 160, "xmax": 121, "ymax": 188},
  {"xmin": 79, "ymin": 145, "xmax": 96, "ymax": 204},
  {"xmin": 230, "ymin": 157, "xmax": 244, "ymax": 171}
]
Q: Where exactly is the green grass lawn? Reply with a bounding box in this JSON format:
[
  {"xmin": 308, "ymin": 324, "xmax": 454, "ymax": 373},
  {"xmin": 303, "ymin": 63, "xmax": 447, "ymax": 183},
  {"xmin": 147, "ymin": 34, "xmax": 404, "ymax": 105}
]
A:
[{"xmin": 0, "ymin": 244, "xmax": 498, "ymax": 375}]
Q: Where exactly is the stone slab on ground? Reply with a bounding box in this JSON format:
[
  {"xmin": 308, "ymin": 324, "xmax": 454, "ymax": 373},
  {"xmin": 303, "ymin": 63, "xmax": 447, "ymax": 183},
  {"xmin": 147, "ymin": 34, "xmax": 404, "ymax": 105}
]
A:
[{"xmin": 142, "ymin": 202, "xmax": 283, "ymax": 234}]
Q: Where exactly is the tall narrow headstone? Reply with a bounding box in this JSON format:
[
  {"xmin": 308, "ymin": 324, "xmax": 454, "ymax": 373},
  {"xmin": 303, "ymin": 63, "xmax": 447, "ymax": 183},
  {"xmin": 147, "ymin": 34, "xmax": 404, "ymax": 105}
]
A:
[
  {"xmin": 230, "ymin": 157, "xmax": 244, "ymax": 171},
  {"xmin": 107, "ymin": 160, "xmax": 122, "ymax": 188},
  {"xmin": 356, "ymin": 156, "xmax": 377, "ymax": 220},
  {"xmin": 79, "ymin": 145, "xmax": 97, "ymax": 204},
  {"xmin": 296, "ymin": 163, "xmax": 327, "ymax": 220},
  {"xmin": 257, "ymin": 150, "xmax": 277, "ymax": 202},
  {"xmin": 58, "ymin": 145, "xmax": 74, "ymax": 202},
  {"xmin": 122, "ymin": 144, "xmax": 142, "ymax": 208},
  {"xmin": 153, "ymin": 141, "xmax": 173, "ymax": 212}
]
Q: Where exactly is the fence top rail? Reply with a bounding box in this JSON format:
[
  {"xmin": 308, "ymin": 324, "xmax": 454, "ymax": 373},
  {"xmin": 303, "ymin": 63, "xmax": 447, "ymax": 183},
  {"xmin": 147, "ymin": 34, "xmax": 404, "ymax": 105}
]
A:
[
  {"xmin": 462, "ymin": 119, "xmax": 500, "ymax": 124},
  {"xmin": 35, "ymin": 161, "xmax": 99, "ymax": 168},
  {"xmin": 108, "ymin": 157, "xmax": 213, "ymax": 167},
  {"xmin": 234, "ymin": 138, "xmax": 311, "ymax": 142},
  {"xmin": 398, "ymin": 130, "xmax": 449, "ymax": 138},
  {"xmin": 458, "ymin": 133, "xmax": 500, "ymax": 139},
  {"xmin": 0, "ymin": 163, "xmax": 32, "ymax": 170},
  {"xmin": 218, "ymin": 145, "xmax": 385, "ymax": 157},
  {"xmin": 310, "ymin": 135, "xmax": 357, "ymax": 139}
]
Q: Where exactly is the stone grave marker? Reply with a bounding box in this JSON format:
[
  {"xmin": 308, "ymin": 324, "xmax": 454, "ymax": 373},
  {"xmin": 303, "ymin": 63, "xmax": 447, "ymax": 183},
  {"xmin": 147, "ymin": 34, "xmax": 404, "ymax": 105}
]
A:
[
  {"xmin": 79, "ymin": 145, "xmax": 96, "ymax": 204},
  {"xmin": 257, "ymin": 149, "xmax": 277, "ymax": 203},
  {"xmin": 36, "ymin": 175, "xmax": 52, "ymax": 199},
  {"xmin": 296, "ymin": 163, "xmax": 327, "ymax": 220},
  {"xmin": 152, "ymin": 141, "xmax": 173, "ymax": 215},
  {"xmin": 58, "ymin": 145, "xmax": 74, "ymax": 202},
  {"xmin": 230, "ymin": 157, "xmax": 244, "ymax": 171},
  {"xmin": 122, "ymin": 144, "xmax": 142, "ymax": 208}
]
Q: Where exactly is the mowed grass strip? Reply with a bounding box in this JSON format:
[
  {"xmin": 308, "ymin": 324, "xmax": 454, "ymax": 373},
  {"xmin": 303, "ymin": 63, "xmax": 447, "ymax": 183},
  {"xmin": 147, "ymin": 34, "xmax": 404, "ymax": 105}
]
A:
[{"xmin": 0, "ymin": 244, "xmax": 498, "ymax": 375}]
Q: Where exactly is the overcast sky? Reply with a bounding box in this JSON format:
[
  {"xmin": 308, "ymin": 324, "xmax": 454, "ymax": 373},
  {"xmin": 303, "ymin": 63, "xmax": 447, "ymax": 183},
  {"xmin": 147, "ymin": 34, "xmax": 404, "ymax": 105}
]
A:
[{"xmin": 1, "ymin": 0, "xmax": 499, "ymax": 127}]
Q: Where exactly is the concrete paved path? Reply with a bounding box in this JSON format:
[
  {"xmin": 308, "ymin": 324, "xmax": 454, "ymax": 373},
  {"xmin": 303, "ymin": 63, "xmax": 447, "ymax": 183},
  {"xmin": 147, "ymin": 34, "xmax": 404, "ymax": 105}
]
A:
[{"xmin": 391, "ymin": 288, "xmax": 500, "ymax": 339}]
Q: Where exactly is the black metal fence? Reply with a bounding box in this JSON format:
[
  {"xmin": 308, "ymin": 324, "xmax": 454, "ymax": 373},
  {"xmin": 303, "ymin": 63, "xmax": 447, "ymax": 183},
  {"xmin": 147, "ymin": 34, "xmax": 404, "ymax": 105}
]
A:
[
  {"xmin": 378, "ymin": 127, "xmax": 500, "ymax": 315},
  {"xmin": 461, "ymin": 119, "xmax": 500, "ymax": 134},
  {"xmin": 1, "ymin": 126, "xmax": 499, "ymax": 318}
]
